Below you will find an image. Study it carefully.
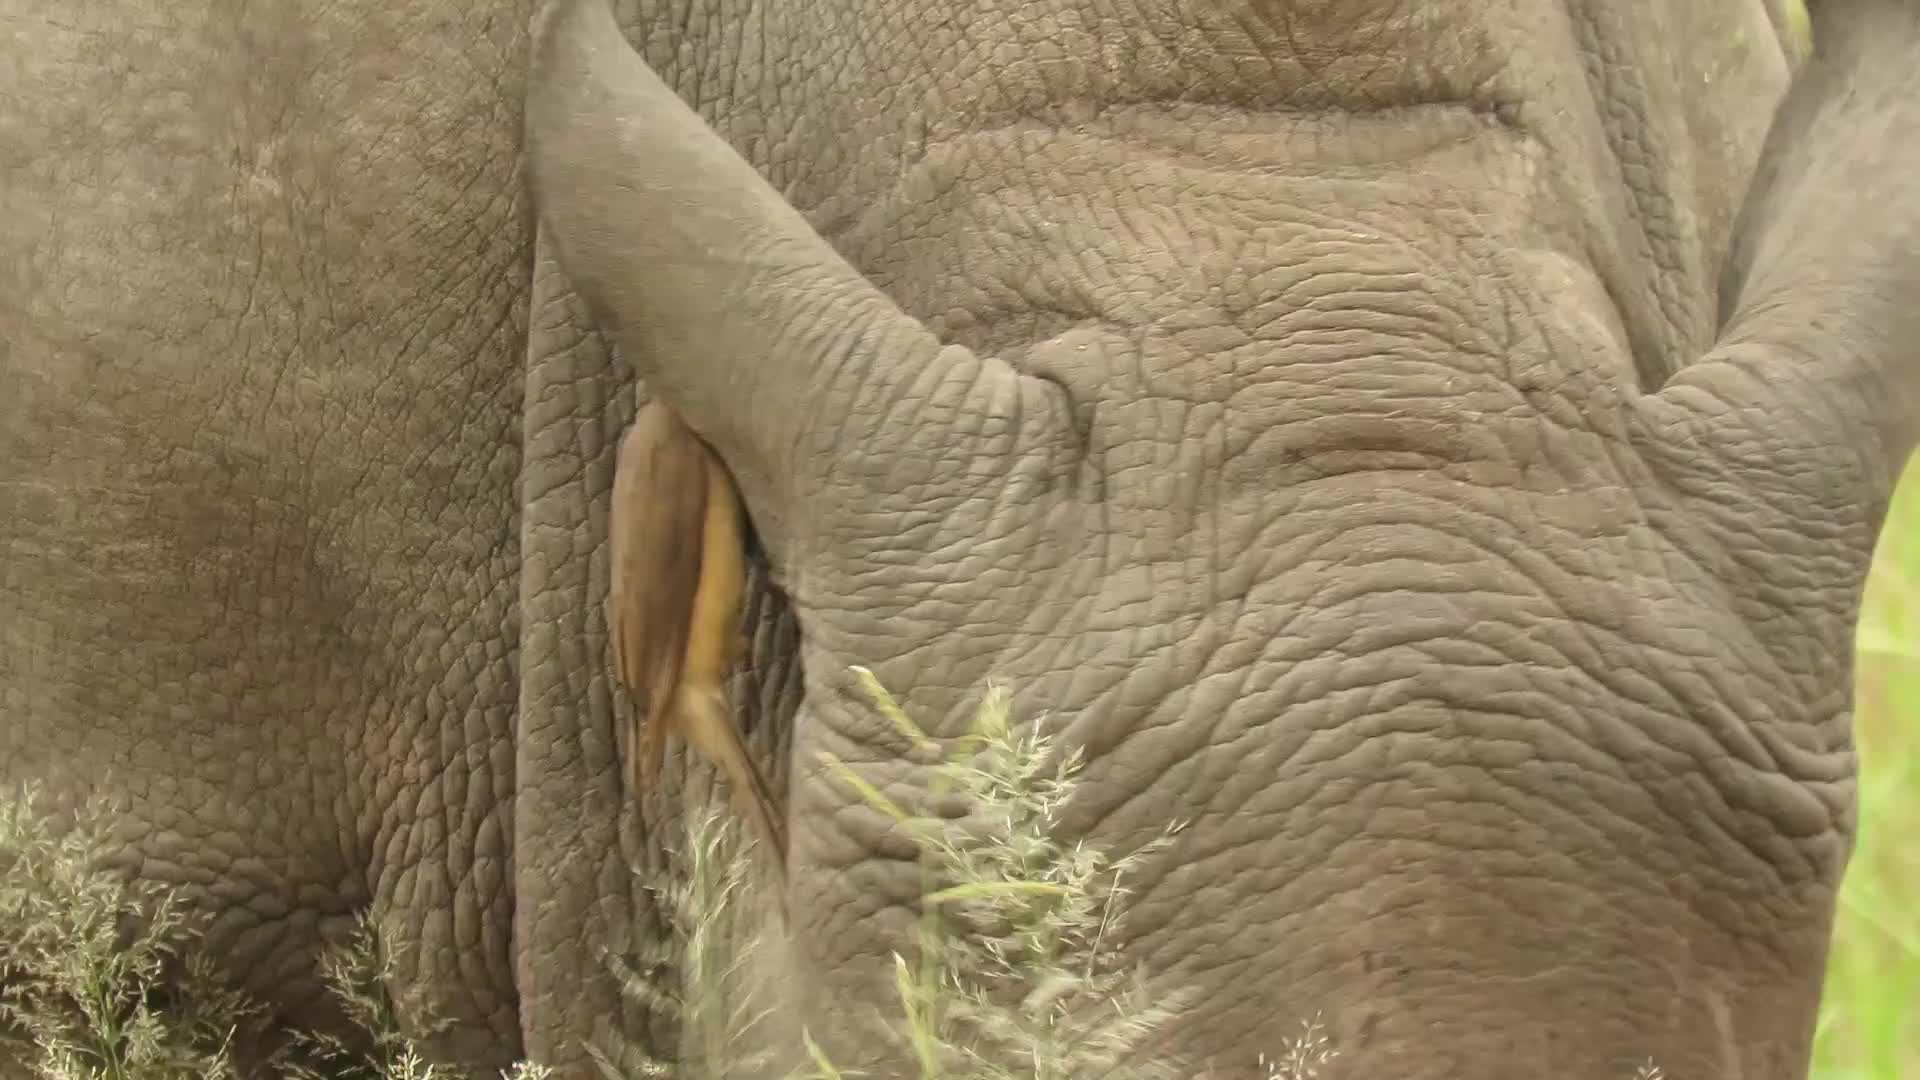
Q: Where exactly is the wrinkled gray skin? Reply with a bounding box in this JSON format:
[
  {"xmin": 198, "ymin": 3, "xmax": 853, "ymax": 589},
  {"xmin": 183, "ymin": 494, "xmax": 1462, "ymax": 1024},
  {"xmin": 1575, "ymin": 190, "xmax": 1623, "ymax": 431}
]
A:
[{"xmin": 4, "ymin": 0, "xmax": 1918, "ymax": 1075}]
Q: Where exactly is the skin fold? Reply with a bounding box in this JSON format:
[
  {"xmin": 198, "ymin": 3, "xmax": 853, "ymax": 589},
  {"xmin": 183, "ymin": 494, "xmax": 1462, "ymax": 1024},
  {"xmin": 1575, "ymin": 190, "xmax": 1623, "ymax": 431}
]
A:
[{"xmin": 3, "ymin": 0, "xmax": 1917, "ymax": 1077}]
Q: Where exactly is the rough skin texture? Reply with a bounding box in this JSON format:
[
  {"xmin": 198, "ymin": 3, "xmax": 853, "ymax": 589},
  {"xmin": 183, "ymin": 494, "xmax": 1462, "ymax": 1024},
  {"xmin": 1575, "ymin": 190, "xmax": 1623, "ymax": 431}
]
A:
[
  {"xmin": 3, "ymin": 0, "xmax": 529, "ymax": 1065},
  {"xmin": 6, "ymin": 0, "xmax": 1919, "ymax": 1077}
]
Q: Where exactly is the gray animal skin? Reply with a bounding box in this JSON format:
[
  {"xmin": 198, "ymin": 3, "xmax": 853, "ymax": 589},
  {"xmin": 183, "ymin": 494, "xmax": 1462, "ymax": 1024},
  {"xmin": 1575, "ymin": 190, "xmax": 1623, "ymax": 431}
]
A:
[{"xmin": 3, "ymin": 0, "xmax": 1917, "ymax": 1076}]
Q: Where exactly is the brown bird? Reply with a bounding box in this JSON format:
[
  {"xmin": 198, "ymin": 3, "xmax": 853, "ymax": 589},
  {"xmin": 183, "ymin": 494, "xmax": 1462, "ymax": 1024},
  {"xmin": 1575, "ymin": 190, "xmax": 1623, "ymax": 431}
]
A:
[{"xmin": 607, "ymin": 398, "xmax": 787, "ymax": 875}]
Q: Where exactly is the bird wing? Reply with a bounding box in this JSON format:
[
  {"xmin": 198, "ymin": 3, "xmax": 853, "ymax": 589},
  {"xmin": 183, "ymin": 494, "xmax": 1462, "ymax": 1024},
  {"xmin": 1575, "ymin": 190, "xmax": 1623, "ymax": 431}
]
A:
[{"xmin": 607, "ymin": 398, "xmax": 709, "ymax": 791}]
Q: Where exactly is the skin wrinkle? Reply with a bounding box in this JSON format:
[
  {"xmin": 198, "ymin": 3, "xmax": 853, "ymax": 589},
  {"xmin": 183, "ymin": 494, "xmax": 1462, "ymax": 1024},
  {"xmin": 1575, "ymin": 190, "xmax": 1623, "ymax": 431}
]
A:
[
  {"xmin": 1196, "ymin": 637, "xmax": 1619, "ymax": 843},
  {"xmin": 1566, "ymin": 1, "xmax": 1785, "ymax": 384},
  {"xmin": 1140, "ymin": 837, "xmax": 1670, "ymax": 1056}
]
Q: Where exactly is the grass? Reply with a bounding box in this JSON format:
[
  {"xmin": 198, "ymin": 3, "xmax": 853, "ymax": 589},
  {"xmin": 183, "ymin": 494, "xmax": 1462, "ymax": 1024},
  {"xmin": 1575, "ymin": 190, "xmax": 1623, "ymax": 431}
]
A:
[
  {"xmin": 592, "ymin": 798, "xmax": 783, "ymax": 1078},
  {"xmin": 594, "ymin": 669, "xmax": 1311, "ymax": 1078},
  {"xmin": 0, "ymin": 783, "xmax": 551, "ymax": 1080},
  {"xmin": 795, "ymin": 669, "xmax": 1195, "ymax": 1079},
  {"xmin": 0, "ymin": 786, "xmax": 262, "ymax": 1079},
  {"xmin": 621, "ymin": 669, "xmax": 1363, "ymax": 1080},
  {"xmin": 1811, "ymin": 453, "xmax": 1920, "ymax": 1079}
]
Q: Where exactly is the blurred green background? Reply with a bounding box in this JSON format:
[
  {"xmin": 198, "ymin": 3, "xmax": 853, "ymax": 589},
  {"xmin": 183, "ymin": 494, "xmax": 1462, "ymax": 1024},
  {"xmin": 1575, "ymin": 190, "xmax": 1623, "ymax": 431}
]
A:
[{"xmin": 1816, "ymin": 453, "xmax": 1920, "ymax": 1079}]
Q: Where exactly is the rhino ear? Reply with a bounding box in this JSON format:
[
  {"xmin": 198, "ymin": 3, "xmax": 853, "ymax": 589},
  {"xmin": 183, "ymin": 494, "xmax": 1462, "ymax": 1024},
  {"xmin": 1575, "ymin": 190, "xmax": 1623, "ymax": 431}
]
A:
[
  {"xmin": 1670, "ymin": 0, "xmax": 1920, "ymax": 494},
  {"xmin": 525, "ymin": 0, "xmax": 1045, "ymax": 549}
]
